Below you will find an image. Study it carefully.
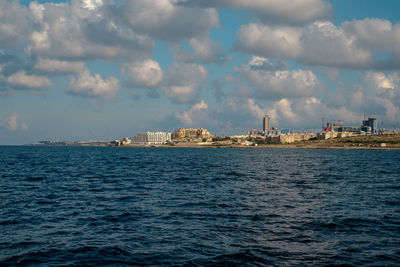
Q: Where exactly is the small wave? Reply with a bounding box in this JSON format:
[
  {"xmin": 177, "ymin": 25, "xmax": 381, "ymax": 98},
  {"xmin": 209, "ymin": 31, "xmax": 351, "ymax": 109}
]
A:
[
  {"xmin": 101, "ymin": 212, "xmax": 133, "ymax": 223},
  {"xmin": 225, "ymin": 171, "xmax": 244, "ymax": 177},
  {"xmin": 205, "ymin": 250, "xmax": 271, "ymax": 266},
  {"xmin": 0, "ymin": 219, "xmax": 19, "ymax": 226},
  {"xmin": 1, "ymin": 246, "xmax": 141, "ymax": 266},
  {"xmin": 25, "ymin": 176, "xmax": 44, "ymax": 181},
  {"xmin": 36, "ymin": 200, "xmax": 55, "ymax": 205}
]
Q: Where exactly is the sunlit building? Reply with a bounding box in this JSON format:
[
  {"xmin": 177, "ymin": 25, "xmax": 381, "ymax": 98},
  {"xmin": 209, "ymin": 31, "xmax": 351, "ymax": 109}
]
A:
[
  {"xmin": 172, "ymin": 128, "xmax": 212, "ymax": 140},
  {"xmin": 131, "ymin": 132, "xmax": 171, "ymax": 145},
  {"xmin": 263, "ymin": 115, "xmax": 271, "ymax": 133}
]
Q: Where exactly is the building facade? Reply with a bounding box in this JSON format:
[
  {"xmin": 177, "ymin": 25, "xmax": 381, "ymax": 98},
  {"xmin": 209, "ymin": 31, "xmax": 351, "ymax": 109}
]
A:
[
  {"xmin": 172, "ymin": 128, "xmax": 212, "ymax": 140},
  {"xmin": 263, "ymin": 115, "xmax": 271, "ymax": 133},
  {"xmin": 131, "ymin": 131, "xmax": 171, "ymax": 144}
]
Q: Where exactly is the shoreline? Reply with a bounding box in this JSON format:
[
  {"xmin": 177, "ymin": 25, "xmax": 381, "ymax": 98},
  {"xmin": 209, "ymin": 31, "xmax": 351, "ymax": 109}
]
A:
[{"xmin": 25, "ymin": 143, "xmax": 400, "ymax": 150}]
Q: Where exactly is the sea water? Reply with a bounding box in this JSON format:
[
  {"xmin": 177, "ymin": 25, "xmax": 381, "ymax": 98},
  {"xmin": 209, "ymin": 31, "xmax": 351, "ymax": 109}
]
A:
[{"xmin": 1, "ymin": 146, "xmax": 399, "ymax": 265}]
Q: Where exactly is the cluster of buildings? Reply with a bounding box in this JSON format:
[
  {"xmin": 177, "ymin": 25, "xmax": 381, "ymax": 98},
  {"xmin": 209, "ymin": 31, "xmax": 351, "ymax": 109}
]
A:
[
  {"xmin": 109, "ymin": 113, "xmax": 390, "ymax": 146},
  {"xmin": 325, "ymin": 117, "xmax": 377, "ymax": 135},
  {"xmin": 246, "ymin": 114, "xmax": 386, "ymax": 144},
  {"xmin": 172, "ymin": 128, "xmax": 212, "ymax": 140},
  {"xmin": 112, "ymin": 131, "xmax": 172, "ymax": 146},
  {"xmin": 248, "ymin": 115, "xmax": 292, "ymax": 137},
  {"xmin": 111, "ymin": 128, "xmax": 213, "ymax": 146}
]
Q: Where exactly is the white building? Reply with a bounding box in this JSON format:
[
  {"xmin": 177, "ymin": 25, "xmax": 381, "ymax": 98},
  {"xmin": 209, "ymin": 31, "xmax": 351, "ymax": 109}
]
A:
[{"xmin": 131, "ymin": 131, "xmax": 172, "ymax": 145}]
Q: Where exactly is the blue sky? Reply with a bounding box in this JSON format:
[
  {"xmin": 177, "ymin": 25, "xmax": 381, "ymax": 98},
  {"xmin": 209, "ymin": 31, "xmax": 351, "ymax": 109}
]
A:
[{"xmin": 1, "ymin": 0, "xmax": 400, "ymax": 144}]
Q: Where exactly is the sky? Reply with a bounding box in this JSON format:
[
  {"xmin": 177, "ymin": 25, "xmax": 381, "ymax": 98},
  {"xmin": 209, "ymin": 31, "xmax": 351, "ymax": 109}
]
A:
[{"xmin": 1, "ymin": 0, "xmax": 400, "ymax": 144}]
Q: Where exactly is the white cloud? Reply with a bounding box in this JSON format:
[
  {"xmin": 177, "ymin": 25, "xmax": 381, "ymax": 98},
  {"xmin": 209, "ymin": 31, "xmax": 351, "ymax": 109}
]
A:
[
  {"xmin": 121, "ymin": 0, "xmax": 219, "ymax": 42},
  {"xmin": 7, "ymin": 71, "xmax": 51, "ymax": 89},
  {"xmin": 178, "ymin": 0, "xmax": 333, "ymax": 25},
  {"xmin": 342, "ymin": 18, "xmax": 397, "ymax": 52},
  {"xmin": 174, "ymin": 36, "xmax": 225, "ymax": 63},
  {"xmin": 239, "ymin": 59, "xmax": 323, "ymax": 99},
  {"xmin": 5, "ymin": 113, "xmax": 18, "ymax": 131},
  {"xmin": 265, "ymin": 97, "xmax": 361, "ymax": 129},
  {"xmin": 66, "ymin": 69, "xmax": 120, "ymax": 98},
  {"xmin": 222, "ymin": 74, "xmax": 236, "ymax": 83},
  {"xmin": 122, "ymin": 60, "xmax": 163, "ymax": 88},
  {"xmin": 26, "ymin": 1, "xmax": 153, "ymax": 60},
  {"xmin": 237, "ymin": 24, "xmax": 303, "ymax": 58},
  {"xmin": 164, "ymin": 85, "xmax": 197, "ymax": 104},
  {"xmin": 82, "ymin": 0, "xmax": 103, "ymax": 10},
  {"xmin": 300, "ymin": 21, "xmax": 373, "ymax": 67},
  {"xmin": 4, "ymin": 113, "xmax": 28, "ymax": 131},
  {"xmin": 237, "ymin": 19, "xmax": 400, "ymax": 70},
  {"xmin": 360, "ymin": 72, "xmax": 400, "ymax": 123},
  {"xmin": 237, "ymin": 21, "xmax": 374, "ymax": 68},
  {"xmin": 34, "ymin": 58, "xmax": 85, "ymax": 74},
  {"xmin": 163, "ymin": 63, "xmax": 207, "ymax": 103},
  {"xmin": 176, "ymin": 100, "xmax": 208, "ymax": 125},
  {"xmin": 0, "ymin": 0, "xmax": 31, "ymax": 49},
  {"xmin": 247, "ymin": 56, "xmax": 289, "ymax": 71},
  {"xmin": 246, "ymin": 98, "xmax": 265, "ymax": 120}
]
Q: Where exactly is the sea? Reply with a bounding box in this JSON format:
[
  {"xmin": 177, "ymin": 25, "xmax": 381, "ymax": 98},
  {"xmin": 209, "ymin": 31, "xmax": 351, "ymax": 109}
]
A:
[{"xmin": 1, "ymin": 146, "xmax": 399, "ymax": 266}]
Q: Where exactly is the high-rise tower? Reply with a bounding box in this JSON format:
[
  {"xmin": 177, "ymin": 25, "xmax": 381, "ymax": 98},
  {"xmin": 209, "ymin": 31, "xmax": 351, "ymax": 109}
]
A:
[{"xmin": 263, "ymin": 115, "xmax": 271, "ymax": 133}]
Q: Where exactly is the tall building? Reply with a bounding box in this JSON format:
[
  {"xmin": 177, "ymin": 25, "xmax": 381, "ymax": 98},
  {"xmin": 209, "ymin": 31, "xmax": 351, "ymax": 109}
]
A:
[
  {"xmin": 263, "ymin": 115, "xmax": 271, "ymax": 133},
  {"xmin": 362, "ymin": 117, "xmax": 377, "ymax": 134},
  {"xmin": 368, "ymin": 117, "xmax": 377, "ymax": 134}
]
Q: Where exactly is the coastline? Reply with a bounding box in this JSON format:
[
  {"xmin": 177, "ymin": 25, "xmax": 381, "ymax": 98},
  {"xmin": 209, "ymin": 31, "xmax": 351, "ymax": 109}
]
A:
[
  {"xmin": 109, "ymin": 143, "xmax": 400, "ymax": 150},
  {"xmin": 26, "ymin": 134, "xmax": 400, "ymax": 150}
]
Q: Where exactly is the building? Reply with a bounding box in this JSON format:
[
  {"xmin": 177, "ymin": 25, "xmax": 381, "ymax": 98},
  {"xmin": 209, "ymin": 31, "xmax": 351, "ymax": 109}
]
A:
[
  {"xmin": 131, "ymin": 131, "xmax": 171, "ymax": 145},
  {"xmin": 266, "ymin": 133, "xmax": 317, "ymax": 144},
  {"xmin": 172, "ymin": 128, "xmax": 212, "ymax": 140},
  {"xmin": 263, "ymin": 115, "xmax": 271, "ymax": 133},
  {"xmin": 121, "ymin": 137, "xmax": 131, "ymax": 145},
  {"xmin": 363, "ymin": 117, "xmax": 377, "ymax": 134},
  {"xmin": 247, "ymin": 129, "xmax": 263, "ymax": 137}
]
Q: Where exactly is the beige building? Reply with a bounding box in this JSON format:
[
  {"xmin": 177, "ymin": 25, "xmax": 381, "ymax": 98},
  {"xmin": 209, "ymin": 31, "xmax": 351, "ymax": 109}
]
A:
[
  {"xmin": 317, "ymin": 131, "xmax": 356, "ymax": 140},
  {"xmin": 172, "ymin": 128, "xmax": 212, "ymax": 140},
  {"xmin": 267, "ymin": 133, "xmax": 317, "ymax": 144}
]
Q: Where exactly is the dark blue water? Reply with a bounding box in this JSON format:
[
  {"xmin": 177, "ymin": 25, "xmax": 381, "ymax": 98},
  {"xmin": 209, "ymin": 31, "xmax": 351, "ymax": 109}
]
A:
[{"xmin": 1, "ymin": 146, "xmax": 399, "ymax": 266}]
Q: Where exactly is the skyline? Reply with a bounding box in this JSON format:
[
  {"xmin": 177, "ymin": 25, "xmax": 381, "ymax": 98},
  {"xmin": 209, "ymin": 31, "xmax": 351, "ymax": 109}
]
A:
[{"xmin": 1, "ymin": 0, "xmax": 400, "ymax": 144}]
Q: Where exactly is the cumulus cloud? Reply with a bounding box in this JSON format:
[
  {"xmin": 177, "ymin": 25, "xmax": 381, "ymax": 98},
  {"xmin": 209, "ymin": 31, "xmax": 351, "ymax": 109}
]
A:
[
  {"xmin": 246, "ymin": 98, "xmax": 265, "ymax": 120},
  {"xmin": 176, "ymin": 100, "xmax": 208, "ymax": 125},
  {"xmin": 342, "ymin": 18, "xmax": 397, "ymax": 52},
  {"xmin": 238, "ymin": 58, "xmax": 323, "ymax": 99},
  {"xmin": 27, "ymin": 1, "xmax": 153, "ymax": 60},
  {"xmin": 236, "ymin": 23, "xmax": 303, "ymax": 58},
  {"xmin": 120, "ymin": 0, "xmax": 219, "ymax": 42},
  {"xmin": 4, "ymin": 113, "xmax": 28, "ymax": 131},
  {"xmin": 364, "ymin": 72, "xmax": 399, "ymax": 97},
  {"xmin": 265, "ymin": 97, "xmax": 361, "ymax": 130},
  {"xmin": 7, "ymin": 71, "xmax": 51, "ymax": 89},
  {"xmin": 34, "ymin": 58, "xmax": 85, "ymax": 74},
  {"xmin": 247, "ymin": 56, "xmax": 289, "ymax": 71},
  {"xmin": 237, "ymin": 21, "xmax": 374, "ymax": 69},
  {"xmin": 237, "ymin": 19, "xmax": 400, "ymax": 70},
  {"xmin": 360, "ymin": 72, "xmax": 400, "ymax": 123},
  {"xmin": 178, "ymin": 0, "xmax": 333, "ymax": 25},
  {"xmin": 122, "ymin": 59, "xmax": 163, "ymax": 88},
  {"xmin": 163, "ymin": 63, "xmax": 207, "ymax": 103},
  {"xmin": 66, "ymin": 69, "xmax": 120, "ymax": 98},
  {"xmin": 173, "ymin": 36, "xmax": 225, "ymax": 63},
  {"xmin": 222, "ymin": 74, "xmax": 237, "ymax": 83},
  {"xmin": 0, "ymin": 0, "xmax": 31, "ymax": 49}
]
